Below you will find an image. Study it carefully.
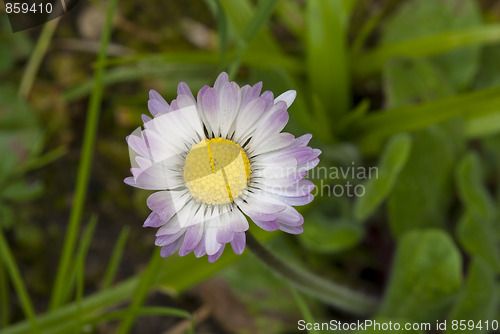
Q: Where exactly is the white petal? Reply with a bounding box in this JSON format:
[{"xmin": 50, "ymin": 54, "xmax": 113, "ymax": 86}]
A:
[{"xmin": 274, "ymin": 90, "xmax": 296, "ymax": 108}]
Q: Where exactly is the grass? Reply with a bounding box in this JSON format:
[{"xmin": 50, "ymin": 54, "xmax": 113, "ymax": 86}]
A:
[{"xmin": 3, "ymin": 0, "xmax": 500, "ymax": 333}]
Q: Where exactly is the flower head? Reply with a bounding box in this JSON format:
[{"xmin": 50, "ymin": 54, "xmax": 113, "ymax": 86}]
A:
[{"xmin": 125, "ymin": 72, "xmax": 321, "ymax": 262}]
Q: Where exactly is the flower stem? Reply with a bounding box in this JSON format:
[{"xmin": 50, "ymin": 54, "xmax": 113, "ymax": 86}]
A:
[{"xmin": 246, "ymin": 232, "xmax": 379, "ymax": 315}]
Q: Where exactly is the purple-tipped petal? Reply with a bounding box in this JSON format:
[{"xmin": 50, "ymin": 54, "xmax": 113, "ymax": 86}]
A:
[
  {"xmin": 273, "ymin": 193, "xmax": 314, "ymax": 206},
  {"xmin": 208, "ymin": 244, "xmax": 225, "ymax": 263},
  {"xmin": 216, "ymin": 226, "xmax": 235, "ymax": 244},
  {"xmin": 275, "ymin": 206, "xmax": 303, "ymax": 227},
  {"xmin": 179, "ymin": 223, "xmax": 204, "ymax": 256},
  {"xmin": 177, "ymin": 82, "xmax": 195, "ymax": 100},
  {"xmin": 240, "ymin": 81, "xmax": 263, "ymax": 109},
  {"xmin": 147, "ymin": 191, "xmax": 178, "ymax": 222},
  {"xmin": 213, "ymin": 72, "xmax": 229, "ymax": 93},
  {"xmin": 231, "ymin": 232, "xmax": 246, "ymax": 255},
  {"xmin": 229, "ymin": 209, "xmax": 249, "ymax": 233},
  {"xmin": 155, "ymin": 230, "xmax": 185, "ymax": 246},
  {"xmin": 290, "ymin": 134, "xmax": 313, "ymax": 148},
  {"xmin": 149, "ymin": 90, "xmax": 170, "ymax": 115},
  {"xmin": 280, "ymin": 224, "xmax": 303, "ymax": 234},
  {"xmin": 143, "ymin": 212, "xmax": 164, "ymax": 228},
  {"xmin": 252, "ymin": 218, "xmax": 280, "ymax": 231},
  {"xmin": 161, "ymin": 237, "xmax": 183, "ymax": 257}
]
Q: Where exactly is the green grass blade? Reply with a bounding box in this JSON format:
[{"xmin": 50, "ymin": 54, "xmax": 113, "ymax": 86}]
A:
[
  {"xmin": 209, "ymin": 0, "xmax": 228, "ymax": 67},
  {"xmin": 217, "ymin": 0, "xmax": 281, "ymax": 54},
  {"xmin": 228, "ymin": 0, "xmax": 280, "ymax": 78},
  {"xmin": 0, "ymin": 256, "xmax": 10, "ymax": 327},
  {"xmin": 0, "ymin": 277, "xmax": 138, "ymax": 334},
  {"xmin": 276, "ymin": 0, "xmax": 305, "ymax": 40},
  {"xmin": 64, "ymin": 62, "xmax": 217, "ymax": 102},
  {"xmin": 306, "ymin": 0, "xmax": 350, "ymax": 119},
  {"xmin": 288, "ymin": 285, "xmax": 320, "ymax": 334},
  {"xmin": 353, "ymin": 24, "xmax": 500, "ymax": 78},
  {"xmin": 49, "ymin": 0, "xmax": 119, "ymax": 310},
  {"xmin": 18, "ymin": 19, "xmax": 59, "ymax": 98},
  {"xmin": 352, "ymin": 86, "xmax": 500, "ymax": 146},
  {"xmin": 0, "ymin": 231, "xmax": 39, "ymax": 333},
  {"xmin": 101, "ymin": 226, "xmax": 130, "ymax": 289},
  {"xmin": 45, "ymin": 307, "xmax": 190, "ymax": 334},
  {"xmin": 74, "ymin": 215, "xmax": 99, "ymax": 331},
  {"xmin": 115, "ymin": 248, "xmax": 164, "ymax": 334}
]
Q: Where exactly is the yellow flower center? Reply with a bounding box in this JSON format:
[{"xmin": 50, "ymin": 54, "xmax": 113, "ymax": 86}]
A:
[{"xmin": 183, "ymin": 137, "xmax": 251, "ymax": 205}]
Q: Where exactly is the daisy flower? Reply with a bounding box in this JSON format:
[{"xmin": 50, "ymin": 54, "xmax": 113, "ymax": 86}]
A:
[{"xmin": 125, "ymin": 72, "xmax": 320, "ymax": 262}]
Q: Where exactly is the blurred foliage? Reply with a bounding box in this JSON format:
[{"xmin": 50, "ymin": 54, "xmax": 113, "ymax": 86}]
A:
[{"xmin": 2, "ymin": 0, "xmax": 500, "ymax": 333}]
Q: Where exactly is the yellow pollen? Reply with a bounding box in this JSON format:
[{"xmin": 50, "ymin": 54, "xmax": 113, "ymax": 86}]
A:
[{"xmin": 183, "ymin": 137, "xmax": 251, "ymax": 205}]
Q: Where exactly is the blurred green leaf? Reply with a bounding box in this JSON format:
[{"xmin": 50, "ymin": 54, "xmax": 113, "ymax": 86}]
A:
[
  {"xmin": 1, "ymin": 181, "xmax": 43, "ymax": 202},
  {"xmin": 379, "ymin": 0, "xmax": 481, "ymax": 90},
  {"xmin": 354, "ymin": 24, "xmax": 500, "ymax": 79},
  {"xmin": 455, "ymin": 153, "xmax": 500, "ymax": 272},
  {"xmin": 300, "ymin": 217, "xmax": 363, "ymax": 254},
  {"xmin": 353, "ymin": 86, "xmax": 500, "ymax": 148},
  {"xmin": 474, "ymin": 44, "xmax": 500, "ymax": 90},
  {"xmin": 217, "ymin": 0, "xmax": 282, "ymax": 55},
  {"xmin": 387, "ymin": 127, "xmax": 455, "ymax": 237},
  {"xmin": 354, "ymin": 133, "xmax": 411, "ymax": 222},
  {"xmin": 446, "ymin": 258, "xmax": 498, "ymax": 334},
  {"xmin": 64, "ymin": 63, "xmax": 216, "ymax": 102},
  {"xmin": 456, "ymin": 213, "xmax": 500, "ymax": 272},
  {"xmin": 456, "ymin": 153, "xmax": 495, "ymax": 220},
  {"xmin": 466, "ymin": 112, "xmax": 500, "ymax": 138},
  {"xmin": 384, "ymin": 58, "xmax": 454, "ymax": 108},
  {"xmin": 306, "ymin": 0, "xmax": 350, "ymax": 118},
  {"xmin": 0, "ymin": 20, "xmax": 32, "ymax": 75},
  {"xmin": 380, "ymin": 229, "xmax": 462, "ymax": 321},
  {"xmin": 0, "ymin": 204, "xmax": 14, "ymax": 229}
]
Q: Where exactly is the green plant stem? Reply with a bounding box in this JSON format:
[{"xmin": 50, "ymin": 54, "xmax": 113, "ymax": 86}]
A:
[
  {"xmin": 18, "ymin": 19, "xmax": 60, "ymax": 98},
  {"xmin": 49, "ymin": 0, "xmax": 119, "ymax": 310},
  {"xmin": 116, "ymin": 248, "xmax": 164, "ymax": 334},
  {"xmin": 0, "ymin": 231, "xmax": 39, "ymax": 333},
  {"xmin": 246, "ymin": 232, "xmax": 379, "ymax": 315},
  {"xmin": 101, "ymin": 226, "xmax": 130, "ymax": 289}
]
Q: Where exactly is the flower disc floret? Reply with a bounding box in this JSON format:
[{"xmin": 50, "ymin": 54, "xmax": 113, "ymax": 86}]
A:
[{"xmin": 183, "ymin": 138, "xmax": 251, "ymax": 205}]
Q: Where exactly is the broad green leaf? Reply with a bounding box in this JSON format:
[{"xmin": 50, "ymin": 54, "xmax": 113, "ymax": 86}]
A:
[
  {"xmin": 474, "ymin": 44, "xmax": 500, "ymax": 90},
  {"xmin": 384, "ymin": 58, "xmax": 454, "ymax": 108},
  {"xmin": 300, "ymin": 217, "xmax": 363, "ymax": 254},
  {"xmin": 380, "ymin": 229, "xmax": 462, "ymax": 321},
  {"xmin": 387, "ymin": 127, "xmax": 455, "ymax": 237},
  {"xmin": 380, "ymin": 0, "xmax": 481, "ymax": 90},
  {"xmin": 456, "ymin": 153, "xmax": 495, "ymax": 220},
  {"xmin": 456, "ymin": 213, "xmax": 500, "ymax": 272},
  {"xmin": 354, "ymin": 133, "xmax": 411, "ymax": 222},
  {"xmin": 306, "ymin": 0, "xmax": 350, "ymax": 118},
  {"xmin": 447, "ymin": 258, "xmax": 497, "ymax": 334}
]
